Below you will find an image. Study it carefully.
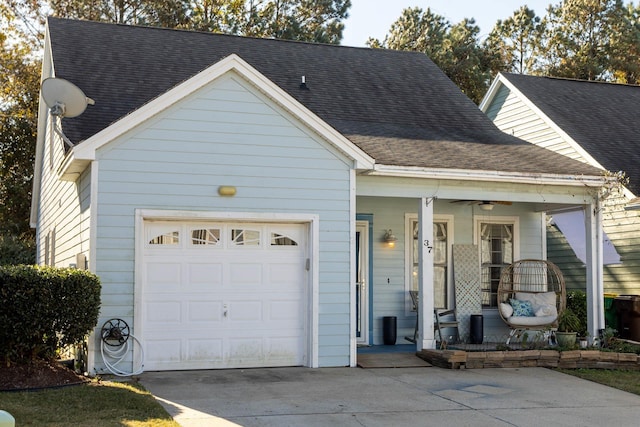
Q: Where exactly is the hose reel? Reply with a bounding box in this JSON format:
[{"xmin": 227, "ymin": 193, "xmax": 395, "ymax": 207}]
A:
[
  {"xmin": 100, "ymin": 318, "xmax": 130, "ymax": 347},
  {"xmin": 99, "ymin": 318, "xmax": 144, "ymax": 376}
]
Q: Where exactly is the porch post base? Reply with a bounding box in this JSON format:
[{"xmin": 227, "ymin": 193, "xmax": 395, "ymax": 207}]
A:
[{"xmin": 418, "ymin": 339, "xmax": 437, "ymax": 351}]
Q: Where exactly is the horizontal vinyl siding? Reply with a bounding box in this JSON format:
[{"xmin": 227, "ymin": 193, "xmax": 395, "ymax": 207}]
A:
[
  {"xmin": 546, "ymin": 223, "xmax": 587, "ymax": 290},
  {"xmin": 548, "ymin": 194, "xmax": 640, "ymax": 296},
  {"xmin": 601, "ymin": 194, "xmax": 640, "ymax": 295},
  {"xmin": 36, "ymin": 122, "xmax": 89, "ymax": 269},
  {"xmin": 94, "ymin": 73, "xmax": 352, "ymax": 368},
  {"xmin": 488, "ymin": 85, "xmax": 587, "ymax": 163},
  {"xmin": 356, "ymin": 197, "xmax": 410, "ymax": 344},
  {"xmin": 519, "ymin": 211, "xmax": 545, "ymax": 259}
]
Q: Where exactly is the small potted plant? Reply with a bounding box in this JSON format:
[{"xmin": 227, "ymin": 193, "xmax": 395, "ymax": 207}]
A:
[
  {"xmin": 578, "ymin": 332, "xmax": 590, "ymax": 348},
  {"xmin": 556, "ymin": 308, "xmax": 580, "ymax": 348}
]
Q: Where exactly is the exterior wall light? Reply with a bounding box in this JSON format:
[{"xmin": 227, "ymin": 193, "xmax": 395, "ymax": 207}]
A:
[
  {"xmin": 383, "ymin": 229, "xmax": 398, "ymax": 248},
  {"xmin": 218, "ymin": 186, "xmax": 237, "ymax": 196}
]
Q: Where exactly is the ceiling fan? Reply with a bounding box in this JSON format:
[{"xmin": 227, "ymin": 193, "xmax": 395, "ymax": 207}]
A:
[{"xmin": 450, "ymin": 200, "xmax": 512, "ymax": 211}]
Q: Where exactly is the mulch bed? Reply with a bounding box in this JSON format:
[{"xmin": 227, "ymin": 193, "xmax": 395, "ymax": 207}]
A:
[{"xmin": 0, "ymin": 359, "xmax": 87, "ymax": 391}]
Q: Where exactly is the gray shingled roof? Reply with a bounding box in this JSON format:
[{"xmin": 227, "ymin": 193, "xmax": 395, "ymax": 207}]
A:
[
  {"xmin": 501, "ymin": 73, "xmax": 640, "ymax": 194},
  {"xmin": 47, "ymin": 17, "xmax": 601, "ymax": 177}
]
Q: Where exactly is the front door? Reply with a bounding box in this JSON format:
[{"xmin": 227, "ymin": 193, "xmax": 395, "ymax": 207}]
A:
[{"xmin": 356, "ymin": 221, "xmax": 370, "ymax": 345}]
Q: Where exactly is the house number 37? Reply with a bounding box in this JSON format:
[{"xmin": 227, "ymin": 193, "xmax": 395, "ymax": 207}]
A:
[{"xmin": 423, "ymin": 240, "xmax": 433, "ymax": 253}]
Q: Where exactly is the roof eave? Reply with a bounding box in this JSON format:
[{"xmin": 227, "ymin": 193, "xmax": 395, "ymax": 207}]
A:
[
  {"xmin": 366, "ymin": 164, "xmax": 607, "ymax": 188},
  {"xmin": 478, "ymin": 72, "xmax": 505, "ymax": 112}
]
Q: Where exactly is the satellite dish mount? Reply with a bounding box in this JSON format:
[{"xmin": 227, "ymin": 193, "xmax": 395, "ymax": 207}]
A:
[{"xmin": 41, "ymin": 77, "xmax": 94, "ymax": 147}]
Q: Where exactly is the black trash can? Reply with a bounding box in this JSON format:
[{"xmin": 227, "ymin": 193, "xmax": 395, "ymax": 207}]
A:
[
  {"xmin": 604, "ymin": 293, "xmax": 618, "ymax": 330},
  {"xmin": 614, "ymin": 295, "xmax": 640, "ymax": 342},
  {"xmin": 382, "ymin": 316, "xmax": 397, "ymax": 345},
  {"xmin": 470, "ymin": 314, "xmax": 483, "ymax": 344}
]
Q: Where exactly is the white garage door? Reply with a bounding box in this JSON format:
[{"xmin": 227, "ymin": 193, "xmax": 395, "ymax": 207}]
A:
[{"xmin": 140, "ymin": 221, "xmax": 308, "ymax": 371}]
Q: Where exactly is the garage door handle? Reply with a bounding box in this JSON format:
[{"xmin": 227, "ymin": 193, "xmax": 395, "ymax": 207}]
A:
[{"xmin": 223, "ymin": 304, "xmax": 228, "ymax": 317}]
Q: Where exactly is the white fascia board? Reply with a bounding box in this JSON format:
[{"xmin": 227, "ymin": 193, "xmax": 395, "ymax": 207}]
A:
[
  {"xmin": 478, "ymin": 72, "xmax": 503, "ymax": 112},
  {"xmin": 368, "ymin": 164, "xmax": 607, "ymax": 188},
  {"xmin": 70, "ymin": 54, "xmax": 374, "ymax": 170},
  {"xmin": 31, "ymin": 25, "xmax": 55, "ymax": 227}
]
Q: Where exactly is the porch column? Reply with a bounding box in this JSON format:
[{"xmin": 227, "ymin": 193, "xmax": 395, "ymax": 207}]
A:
[
  {"xmin": 585, "ymin": 201, "xmax": 605, "ymax": 341},
  {"xmin": 418, "ymin": 197, "xmax": 435, "ymax": 350}
]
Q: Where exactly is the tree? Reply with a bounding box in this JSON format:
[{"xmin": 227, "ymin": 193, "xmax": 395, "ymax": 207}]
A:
[
  {"xmin": 539, "ymin": 0, "xmax": 628, "ymax": 80},
  {"xmin": 49, "ymin": 0, "xmax": 191, "ymax": 26},
  {"xmin": 609, "ymin": 3, "xmax": 640, "ymax": 84},
  {"xmin": 48, "ymin": 1, "xmax": 351, "ymax": 44},
  {"xmin": 190, "ymin": 0, "xmax": 247, "ymax": 33},
  {"xmin": 0, "ymin": 3, "xmax": 41, "ymax": 263},
  {"xmin": 240, "ymin": 0, "xmax": 351, "ymax": 43},
  {"xmin": 368, "ymin": 8, "xmax": 491, "ymax": 104},
  {"xmin": 444, "ymin": 19, "xmax": 492, "ymax": 104},
  {"xmin": 484, "ymin": 6, "xmax": 544, "ymax": 75},
  {"xmin": 368, "ymin": 7, "xmax": 450, "ymax": 60}
]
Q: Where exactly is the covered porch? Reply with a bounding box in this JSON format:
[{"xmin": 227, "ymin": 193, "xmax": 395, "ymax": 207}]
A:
[{"xmin": 351, "ymin": 172, "xmax": 608, "ymax": 365}]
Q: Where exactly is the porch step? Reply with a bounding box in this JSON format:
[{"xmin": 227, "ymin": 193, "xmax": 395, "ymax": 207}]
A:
[{"xmin": 357, "ymin": 352, "xmax": 432, "ymax": 368}]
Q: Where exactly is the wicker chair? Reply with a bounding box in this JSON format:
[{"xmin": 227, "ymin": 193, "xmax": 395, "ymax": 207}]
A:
[{"xmin": 497, "ymin": 259, "xmax": 566, "ymax": 344}]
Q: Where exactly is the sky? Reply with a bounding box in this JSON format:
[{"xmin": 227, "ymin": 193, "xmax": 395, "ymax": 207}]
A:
[{"xmin": 341, "ymin": 0, "xmax": 553, "ymax": 47}]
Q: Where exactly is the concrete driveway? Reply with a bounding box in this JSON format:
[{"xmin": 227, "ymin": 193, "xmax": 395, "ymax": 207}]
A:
[{"xmin": 139, "ymin": 366, "xmax": 640, "ymax": 426}]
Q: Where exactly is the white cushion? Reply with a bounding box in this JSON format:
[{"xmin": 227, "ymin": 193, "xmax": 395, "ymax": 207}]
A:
[
  {"xmin": 535, "ymin": 304, "xmax": 558, "ymax": 318},
  {"xmin": 500, "ymin": 302, "xmax": 513, "ymax": 319},
  {"xmin": 507, "ymin": 314, "xmax": 557, "ymax": 326},
  {"xmin": 516, "ymin": 291, "xmax": 556, "ymax": 313}
]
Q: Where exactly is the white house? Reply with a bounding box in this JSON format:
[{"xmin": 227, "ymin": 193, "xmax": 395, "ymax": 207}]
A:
[{"xmin": 33, "ymin": 18, "xmax": 610, "ymax": 374}]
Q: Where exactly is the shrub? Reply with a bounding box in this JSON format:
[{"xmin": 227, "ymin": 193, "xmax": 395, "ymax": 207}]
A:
[
  {"xmin": 0, "ymin": 233, "xmax": 35, "ymax": 265},
  {"xmin": 0, "ymin": 265, "xmax": 101, "ymax": 364},
  {"xmin": 566, "ymin": 290, "xmax": 588, "ymax": 336}
]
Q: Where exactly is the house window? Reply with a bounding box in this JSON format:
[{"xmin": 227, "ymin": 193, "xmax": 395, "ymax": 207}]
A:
[
  {"xmin": 191, "ymin": 228, "xmax": 221, "ymax": 245},
  {"xmin": 476, "ymin": 219, "xmax": 518, "ymax": 307},
  {"xmin": 231, "ymin": 229, "xmax": 260, "ymax": 246},
  {"xmin": 44, "ymin": 228, "xmax": 56, "ymax": 266},
  {"xmin": 149, "ymin": 231, "xmax": 179, "ymax": 245},
  {"xmin": 44, "ymin": 233, "xmax": 50, "ymax": 265},
  {"xmin": 270, "ymin": 233, "xmax": 298, "ymax": 246},
  {"xmin": 406, "ymin": 215, "xmax": 452, "ymax": 313}
]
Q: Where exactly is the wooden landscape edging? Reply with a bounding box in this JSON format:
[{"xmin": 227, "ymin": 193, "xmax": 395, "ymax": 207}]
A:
[{"xmin": 418, "ymin": 349, "xmax": 640, "ymax": 370}]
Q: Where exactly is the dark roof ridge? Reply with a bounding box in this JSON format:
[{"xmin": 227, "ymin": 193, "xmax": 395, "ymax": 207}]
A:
[
  {"xmin": 46, "ymin": 16, "xmax": 417, "ymax": 53},
  {"xmin": 502, "ymin": 72, "xmax": 640, "ymax": 88}
]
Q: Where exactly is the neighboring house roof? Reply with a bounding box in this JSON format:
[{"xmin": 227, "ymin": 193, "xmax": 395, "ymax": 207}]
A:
[
  {"xmin": 489, "ymin": 73, "xmax": 640, "ymax": 195},
  {"xmin": 46, "ymin": 17, "xmax": 601, "ymax": 177}
]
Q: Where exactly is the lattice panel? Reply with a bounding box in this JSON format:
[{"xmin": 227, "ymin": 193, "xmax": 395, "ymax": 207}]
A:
[{"xmin": 453, "ymin": 244, "xmax": 482, "ymax": 340}]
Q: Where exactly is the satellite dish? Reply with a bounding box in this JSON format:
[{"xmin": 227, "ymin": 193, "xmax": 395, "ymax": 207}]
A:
[{"xmin": 41, "ymin": 77, "xmax": 95, "ymax": 118}]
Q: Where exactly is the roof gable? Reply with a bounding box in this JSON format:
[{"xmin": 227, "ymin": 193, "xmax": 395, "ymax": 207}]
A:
[
  {"xmin": 484, "ymin": 73, "xmax": 640, "ymax": 195},
  {"xmin": 67, "ymin": 53, "xmax": 373, "ymax": 174},
  {"xmin": 46, "ymin": 17, "xmax": 603, "ymax": 179}
]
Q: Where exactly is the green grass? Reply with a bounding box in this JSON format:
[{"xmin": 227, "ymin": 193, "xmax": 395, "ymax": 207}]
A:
[
  {"xmin": 557, "ymin": 368, "xmax": 640, "ymax": 396},
  {"xmin": 558, "ymin": 339, "xmax": 640, "ymax": 396},
  {"xmin": 0, "ymin": 380, "xmax": 180, "ymax": 426}
]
